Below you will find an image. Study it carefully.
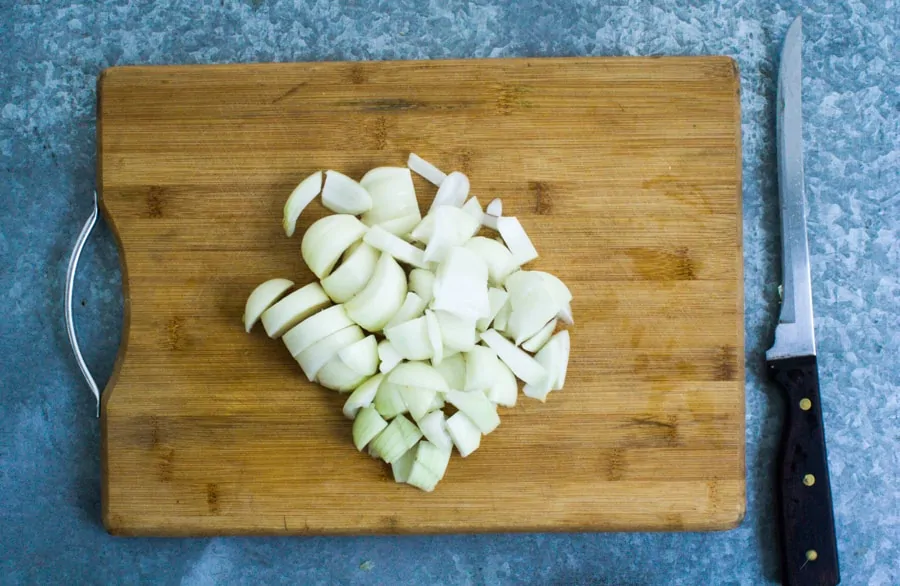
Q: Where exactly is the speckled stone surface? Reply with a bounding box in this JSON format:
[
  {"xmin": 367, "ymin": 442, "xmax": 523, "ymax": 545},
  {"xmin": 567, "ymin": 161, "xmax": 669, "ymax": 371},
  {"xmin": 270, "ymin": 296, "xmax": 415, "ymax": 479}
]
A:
[{"xmin": 1, "ymin": 1, "xmax": 897, "ymax": 584}]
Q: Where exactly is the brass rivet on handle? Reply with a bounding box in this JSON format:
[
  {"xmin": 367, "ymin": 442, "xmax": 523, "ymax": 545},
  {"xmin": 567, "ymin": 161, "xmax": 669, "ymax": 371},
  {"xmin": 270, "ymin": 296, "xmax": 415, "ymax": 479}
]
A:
[
  {"xmin": 805, "ymin": 549, "xmax": 818, "ymax": 562},
  {"xmin": 803, "ymin": 474, "xmax": 816, "ymax": 486},
  {"xmin": 799, "ymin": 398, "xmax": 812, "ymax": 411}
]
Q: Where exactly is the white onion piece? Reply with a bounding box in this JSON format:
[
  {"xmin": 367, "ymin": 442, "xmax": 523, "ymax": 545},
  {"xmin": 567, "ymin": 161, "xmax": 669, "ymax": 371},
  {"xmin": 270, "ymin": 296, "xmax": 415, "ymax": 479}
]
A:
[
  {"xmin": 486, "ymin": 198, "xmax": 502, "ymax": 217},
  {"xmin": 406, "ymin": 441, "xmax": 452, "ymax": 492},
  {"xmin": 377, "ymin": 213, "xmax": 421, "ymax": 237},
  {"xmin": 446, "ymin": 411, "xmax": 481, "ymax": 457},
  {"xmin": 480, "ymin": 329, "xmax": 547, "ymax": 386},
  {"xmin": 321, "ymin": 170, "xmax": 373, "ymax": 214},
  {"xmin": 482, "ymin": 213, "xmax": 499, "ymax": 231},
  {"xmin": 464, "ymin": 346, "xmax": 500, "ymax": 392},
  {"xmin": 408, "ymin": 269, "xmax": 435, "ymax": 305},
  {"xmin": 531, "ymin": 271, "xmax": 574, "ymax": 307},
  {"xmin": 496, "ymin": 216, "xmax": 538, "ymax": 266},
  {"xmin": 295, "ymin": 325, "xmax": 364, "ymax": 381},
  {"xmin": 557, "ymin": 302, "xmax": 574, "ymax": 325},
  {"xmin": 476, "ymin": 287, "xmax": 510, "ymax": 332},
  {"xmin": 301, "ymin": 214, "xmax": 368, "ymax": 279},
  {"xmin": 526, "ymin": 330, "xmax": 571, "ymax": 400},
  {"xmin": 283, "ymin": 304, "xmax": 353, "ymax": 357},
  {"xmin": 320, "ymin": 242, "xmax": 379, "ymax": 303},
  {"xmin": 431, "ymin": 247, "xmax": 490, "ymax": 320},
  {"xmin": 374, "ymin": 378, "xmax": 408, "ymax": 419},
  {"xmin": 383, "ymin": 316, "xmax": 433, "ymax": 361},
  {"xmin": 387, "ymin": 362, "xmax": 449, "ymax": 392},
  {"xmin": 429, "ymin": 171, "xmax": 469, "ymax": 212},
  {"xmin": 369, "ymin": 415, "xmax": 422, "ymax": 464},
  {"xmin": 345, "ymin": 253, "xmax": 407, "ymax": 332},
  {"xmin": 486, "ymin": 359, "xmax": 518, "ymax": 407},
  {"xmin": 435, "ymin": 310, "xmax": 478, "ymax": 353},
  {"xmin": 360, "ymin": 167, "xmax": 420, "ymax": 226},
  {"xmin": 353, "ymin": 405, "xmax": 388, "ymax": 451},
  {"xmin": 316, "ymin": 357, "xmax": 370, "ymax": 392},
  {"xmin": 392, "ymin": 449, "xmax": 416, "ymax": 483},
  {"xmin": 416, "ymin": 410, "xmax": 453, "ymax": 452},
  {"xmin": 423, "ymin": 206, "xmax": 481, "ymax": 263},
  {"xmin": 433, "ymin": 352, "xmax": 466, "ymax": 390},
  {"xmin": 445, "ymin": 389, "xmax": 500, "ymax": 434},
  {"xmin": 261, "ymin": 282, "xmax": 331, "ymax": 338},
  {"xmin": 243, "ymin": 278, "xmax": 294, "ymax": 333},
  {"xmin": 492, "ymin": 300, "xmax": 512, "ymax": 333},
  {"xmin": 337, "ymin": 335, "xmax": 378, "ymax": 376},
  {"xmin": 505, "ymin": 272, "xmax": 564, "ymax": 345},
  {"xmin": 428, "ymin": 392, "xmax": 445, "ymax": 412},
  {"xmin": 549, "ymin": 330, "xmax": 570, "ymax": 390},
  {"xmin": 464, "ymin": 237, "xmax": 518, "ymax": 286},
  {"xmin": 343, "ymin": 374, "xmax": 384, "ymax": 419},
  {"xmin": 283, "ymin": 171, "xmax": 323, "ymax": 237},
  {"xmin": 364, "ymin": 225, "xmax": 429, "ymax": 269},
  {"xmin": 461, "ymin": 197, "xmax": 484, "ymax": 224},
  {"xmin": 407, "ymin": 153, "xmax": 446, "ymax": 186},
  {"xmin": 385, "ymin": 292, "xmax": 427, "ymax": 329},
  {"xmin": 398, "ymin": 385, "xmax": 437, "ymax": 421},
  {"xmin": 521, "ymin": 319, "xmax": 557, "ymax": 353},
  {"xmin": 377, "ymin": 339, "xmax": 403, "ymax": 374},
  {"xmin": 424, "ymin": 310, "xmax": 444, "ymax": 366}
]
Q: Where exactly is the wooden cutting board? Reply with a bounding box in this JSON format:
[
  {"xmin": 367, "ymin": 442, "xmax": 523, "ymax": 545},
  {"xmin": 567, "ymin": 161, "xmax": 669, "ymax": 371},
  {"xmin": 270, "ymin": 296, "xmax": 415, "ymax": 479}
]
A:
[{"xmin": 99, "ymin": 57, "xmax": 744, "ymax": 536}]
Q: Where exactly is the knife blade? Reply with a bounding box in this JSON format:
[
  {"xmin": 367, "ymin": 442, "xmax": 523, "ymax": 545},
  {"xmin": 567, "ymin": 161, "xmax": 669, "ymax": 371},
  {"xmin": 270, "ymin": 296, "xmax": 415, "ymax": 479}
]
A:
[{"xmin": 766, "ymin": 15, "xmax": 840, "ymax": 586}]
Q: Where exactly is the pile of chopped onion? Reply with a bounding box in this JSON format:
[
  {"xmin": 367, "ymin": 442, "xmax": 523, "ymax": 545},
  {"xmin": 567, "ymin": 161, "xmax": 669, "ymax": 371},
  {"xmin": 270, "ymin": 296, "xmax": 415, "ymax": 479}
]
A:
[{"xmin": 244, "ymin": 154, "xmax": 573, "ymax": 492}]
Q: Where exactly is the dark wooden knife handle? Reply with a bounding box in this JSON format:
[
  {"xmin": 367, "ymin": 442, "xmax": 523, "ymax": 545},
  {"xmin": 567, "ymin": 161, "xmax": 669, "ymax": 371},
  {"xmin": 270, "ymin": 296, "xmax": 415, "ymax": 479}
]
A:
[{"xmin": 768, "ymin": 355, "xmax": 840, "ymax": 586}]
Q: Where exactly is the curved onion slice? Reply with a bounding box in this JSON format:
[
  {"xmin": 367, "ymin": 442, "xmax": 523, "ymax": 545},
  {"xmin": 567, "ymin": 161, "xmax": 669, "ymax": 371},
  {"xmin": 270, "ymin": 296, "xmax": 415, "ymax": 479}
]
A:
[
  {"xmin": 353, "ymin": 405, "xmax": 388, "ymax": 451},
  {"xmin": 283, "ymin": 171, "xmax": 323, "ymax": 238},
  {"xmin": 505, "ymin": 271, "xmax": 564, "ymax": 345},
  {"xmin": 317, "ymin": 357, "xmax": 370, "ymax": 392},
  {"xmin": 295, "ymin": 325, "xmax": 364, "ymax": 381},
  {"xmin": 521, "ymin": 319, "xmax": 557, "ymax": 353},
  {"xmin": 492, "ymin": 300, "xmax": 512, "ymax": 332},
  {"xmin": 385, "ymin": 292, "xmax": 427, "ymax": 329},
  {"xmin": 407, "ymin": 153, "xmax": 446, "ymax": 186},
  {"xmin": 301, "ymin": 214, "xmax": 368, "ymax": 279},
  {"xmin": 392, "ymin": 449, "xmax": 416, "ymax": 483},
  {"xmin": 387, "ymin": 362, "xmax": 449, "ymax": 393},
  {"xmin": 446, "ymin": 411, "xmax": 481, "ymax": 457},
  {"xmin": 322, "ymin": 170, "xmax": 373, "ymax": 214},
  {"xmin": 464, "ymin": 237, "xmax": 518, "ymax": 286},
  {"xmin": 435, "ymin": 310, "xmax": 478, "ymax": 353},
  {"xmin": 445, "ymin": 389, "xmax": 500, "ymax": 434},
  {"xmin": 461, "ymin": 197, "xmax": 484, "ymax": 224},
  {"xmin": 433, "ymin": 352, "xmax": 466, "ymax": 390},
  {"xmin": 524, "ymin": 330, "xmax": 570, "ymax": 402},
  {"xmin": 374, "ymin": 379, "xmax": 408, "ymax": 419},
  {"xmin": 476, "ymin": 288, "xmax": 509, "ymax": 332},
  {"xmin": 424, "ymin": 310, "xmax": 443, "ymax": 366},
  {"xmin": 337, "ymin": 335, "xmax": 378, "ymax": 376},
  {"xmin": 383, "ymin": 316, "xmax": 433, "ymax": 361},
  {"xmin": 345, "ymin": 253, "xmax": 407, "ymax": 332},
  {"xmin": 408, "ymin": 269, "xmax": 435, "ymax": 305},
  {"xmin": 496, "ymin": 216, "xmax": 538, "ymax": 266},
  {"xmin": 260, "ymin": 282, "xmax": 331, "ymax": 338},
  {"xmin": 486, "ymin": 198, "xmax": 502, "ymax": 217},
  {"xmin": 377, "ymin": 213, "xmax": 421, "ymax": 237},
  {"xmin": 320, "ymin": 242, "xmax": 379, "ymax": 303},
  {"xmin": 431, "ymin": 247, "xmax": 490, "ymax": 320},
  {"xmin": 558, "ymin": 302, "xmax": 574, "ymax": 325},
  {"xmin": 480, "ymin": 329, "xmax": 547, "ymax": 386},
  {"xmin": 283, "ymin": 304, "xmax": 354, "ymax": 357},
  {"xmin": 429, "ymin": 171, "xmax": 469, "ymax": 212},
  {"xmin": 486, "ymin": 359, "xmax": 517, "ymax": 407},
  {"xmin": 377, "ymin": 339, "xmax": 403, "ymax": 374},
  {"xmin": 243, "ymin": 278, "xmax": 294, "ymax": 332},
  {"xmin": 464, "ymin": 346, "xmax": 499, "ymax": 392},
  {"xmin": 368, "ymin": 415, "xmax": 422, "ymax": 464},
  {"xmin": 406, "ymin": 441, "xmax": 451, "ymax": 492},
  {"xmin": 416, "ymin": 410, "xmax": 452, "ymax": 452},
  {"xmin": 423, "ymin": 206, "xmax": 481, "ymax": 263},
  {"xmin": 360, "ymin": 167, "xmax": 420, "ymax": 226},
  {"xmin": 343, "ymin": 373, "xmax": 384, "ymax": 419},
  {"xmin": 532, "ymin": 271, "xmax": 573, "ymax": 307},
  {"xmin": 398, "ymin": 384, "xmax": 437, "ymax": 421},
  {"xmin": 364, "ymin": 225, "xmax": 429, "ymax": 269}
]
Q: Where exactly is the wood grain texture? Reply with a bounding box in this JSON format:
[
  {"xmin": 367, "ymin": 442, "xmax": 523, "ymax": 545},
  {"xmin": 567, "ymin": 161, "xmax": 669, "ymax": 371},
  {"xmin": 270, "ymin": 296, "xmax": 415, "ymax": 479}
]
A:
[{"xmin": 98, "ymin": 57, "xmax": 745, "ymax": 536}]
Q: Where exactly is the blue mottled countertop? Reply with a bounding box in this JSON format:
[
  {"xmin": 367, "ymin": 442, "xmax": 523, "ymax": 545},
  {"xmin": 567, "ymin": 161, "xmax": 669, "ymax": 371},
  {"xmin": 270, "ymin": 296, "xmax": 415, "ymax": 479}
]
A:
[{"xmin": 1, "ymin": 1, "xmax": 897, "ymax": 584}]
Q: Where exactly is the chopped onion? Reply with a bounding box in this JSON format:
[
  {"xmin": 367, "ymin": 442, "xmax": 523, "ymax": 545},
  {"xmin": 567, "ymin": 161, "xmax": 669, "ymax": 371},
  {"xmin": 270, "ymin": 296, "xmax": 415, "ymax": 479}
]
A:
[
  {"xmin": 406, "ymin": 441, "xmax": 452, "ymax": 492},
  {"xmin": 464, "ymin": 346, "xmax": 499, "ymax": 392},
  {"xmin": 521, "ymin": 319, "xmax": 557, "ymax": 353},
  {"xmin": 431, "ymin": 247, "xmax": 490, "ymax": 320},
  {"xmin": 387, "ymin": 362, "xmax": 449, "ymax": 392},
  {"xmin": 344, "ymin": 253, "xmax": 407, "ymax": 332},
  {"xmin": 243, "ymin": 278, "xmax": 294, "ymax": 333},
  {"xmin": 526, "ymin": 330, "xmax": 571, "ymax": 400},
  {"xmin": 391, "ymin": 448, "xmax": 417, "ymax": 483},
  {"xmin": 505, "ymin": 271, "xmax": 564, "ymax": 345},
  {"xmin": 364, "ymin": 225, "xmax": 429, "ymax": 269},
  {"xmin": 408, "ymin": 269, "xmax": 435, "ymax": 305},
  {"xmin": 492, "ymin": 300, "xmax": 511, "ymax": 333},
  {"xmin": 532, "ymin": 271, "xmax": 573, "ymax": 307},
  {"xmin": 549, "ymin": 330, "xmax": 570, "ymax": 390},
  {"xmin": 368, "ymin": 414, "xmax": 422, "ymax": 464},
  {"xmin": 301, "ymin": 214, "xmax": 368, "ymax": 279},
  {"xmin": 557, "ymin": 302, "xmax": 574, "ymax": 325},
  {"xmin": 482, "ymin": 213, "xmax": 499, "ymax": 231},
  {"xmin": 480, "ymin": 329, "xmax": 547, "ymax": 386},
  {"xmin": 337, "ymin": 335, "xmax": 378, "ymax": 376},
  {"xmin": 383, "ymin": 316, "xmax": 433, "ymax": 361},
  {"xmin": 377, "ymin": 339, "xmax": 403, "ymax": 374},
  {"xmin": 360, "ymin": 167, "xmax": 420, "ymax": 226},
  {"xmin": 377, "ymin": 213, "xmax": 421, "ymax": 237},
  {"xmin": 398, "ymin": 385, "xmax": 437, "ymax": 421},
  {"xmin": 434, "ymin": 310, "xmax": 478, "ymax": 353},
  {"xmin": 283, "ymin": 305, "xmax": 354, "ymax": 357},
  {"xmin": 422, "ymin": 206, "xmax": 481, "ymax": 263},
  {"xmin": 496, "ymin": 216, "xmax": 538, "ymax": 266},
  {"xmin": 486, "ymin": 359, "xmax": 517, "ymax": 407},
  {"xmin": 343, "ymin": 374, "xmax": 384, "ymax": 419},
  {"xmin": 476, "ymin": 287, "xmax": 509, "ymax": 332},
  {"xmin": 433, "ymin": 352, "xmax": 466, "ymax": 390},
  {"xmin": 428, "ymin": 171, "xmax": 469, "ymax": 212},
  {"xmin": 283, "ymin": 171, "xmax": 323, "ymax": 238},
  {"xmin": 461, "ymin": 197, "xmax": 484, "ymax": 224},
  {"xmin": 446, "ymin": 411, "xmax": 481, "ymax": 457},
  {"xmin": 424, "ymin": 310, "xmax": 444, "ymax": 366},
  {"xmin": 320, "ymin": 242, "xmax": 379, "ymax": 303},
  {"xmin": 352, "ymin": 405, "xmax": 388, "ymax": 451},
  {"xmin": 416, "ymin": 410, "xmax": 453, "ymax": 452},
  {"xmin": 407, "ymin": 152, "xmax": 446, "ymax": 186},
  {"xmin": 321, "ymin": 170, "xmax": 373, "ymax": 215},
  {"xmin": 385, "ymin": 292, "xmax": 427, "ymax": 329},
  {"xmin": 464, "ymin": 237, "xmax": 518, "ymax": 286},
  {"xmin": 316, "ymin": 357, "xmax": 370, "ymax": 392},
  {"xmin": 374, "ymin": 378, "xmax": 407, "ymax": 419},
  {"xmin": 486, "ymin": 198, "xmax": 502, "ymax": 217},
  {"xmin": 295, "ymin": 325, "xmax": 364, "ymax": 381},
  {"xmin": 261, "ymin": 282, "xmax": 331, "ymax": 338},
  {"xmin": 445, "ymin": 389, "xmax": 500, "ymax": 434}
]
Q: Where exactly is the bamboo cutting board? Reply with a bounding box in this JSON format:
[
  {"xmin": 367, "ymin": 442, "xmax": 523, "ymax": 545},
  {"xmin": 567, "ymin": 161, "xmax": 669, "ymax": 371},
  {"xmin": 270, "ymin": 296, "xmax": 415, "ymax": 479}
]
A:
[{"xmin": 99, "ymin": 57, "xmax": 744, "ymax": 536}]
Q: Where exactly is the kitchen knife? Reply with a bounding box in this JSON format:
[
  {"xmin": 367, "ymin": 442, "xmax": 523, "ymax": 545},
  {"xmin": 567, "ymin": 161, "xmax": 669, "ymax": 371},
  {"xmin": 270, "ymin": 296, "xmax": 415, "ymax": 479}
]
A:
[{"xmin": 766, "ymin": 16, "xmax": 840, "ymax": 586}]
